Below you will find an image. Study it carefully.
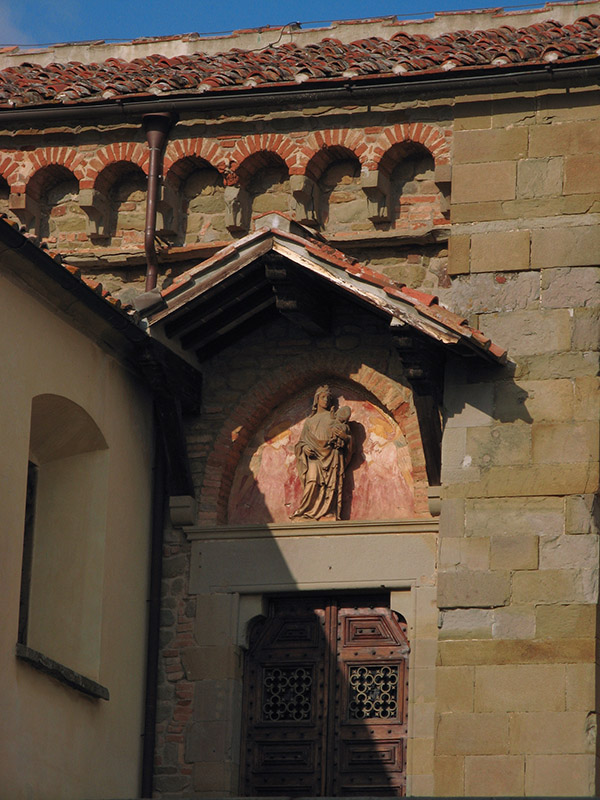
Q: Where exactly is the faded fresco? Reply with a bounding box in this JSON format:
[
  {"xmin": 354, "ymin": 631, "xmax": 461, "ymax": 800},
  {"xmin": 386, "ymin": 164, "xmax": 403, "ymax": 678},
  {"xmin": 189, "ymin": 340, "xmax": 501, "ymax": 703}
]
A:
[{"xmin": 228, "ymin": 385, "xmax": 415, "ymax": 524}]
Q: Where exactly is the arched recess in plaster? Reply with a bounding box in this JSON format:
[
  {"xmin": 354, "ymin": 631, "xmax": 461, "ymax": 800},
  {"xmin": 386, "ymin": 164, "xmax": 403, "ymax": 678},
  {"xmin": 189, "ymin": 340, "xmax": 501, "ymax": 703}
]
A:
[
  {"xmin": 167, "ymin": 155, "xmax": 227, "ymax": 245},
  {"xmin": 227, "ymin": 151, "xmax": 291, "ymax": 233},
  {"xmin": 198, "ymin": 362, "xmax": 429, "ymax": 526},
  {"xmin": 25, "ymin": 165, "xmax": 86, "ymax": 246},
  {"xmin": 25, "ymin": 394, "xmax": 109, "ymax": 677}
]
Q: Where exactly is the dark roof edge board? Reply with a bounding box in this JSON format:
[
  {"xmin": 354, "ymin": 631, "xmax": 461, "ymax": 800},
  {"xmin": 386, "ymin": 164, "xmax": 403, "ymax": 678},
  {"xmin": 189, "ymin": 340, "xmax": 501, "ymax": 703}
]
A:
[{"xmin": 1, "ymin": 60, "xmax": 599, "ymax": 123}]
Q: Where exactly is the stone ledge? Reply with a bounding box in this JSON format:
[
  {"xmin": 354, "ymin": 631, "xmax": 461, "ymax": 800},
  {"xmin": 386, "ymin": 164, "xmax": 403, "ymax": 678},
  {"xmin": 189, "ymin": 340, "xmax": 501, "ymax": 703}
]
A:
[
  {"xmin": 16, "ymin": 643, "xmax": 109, "ymax": 700},
  {"xmin": 88, "ymin": 795, "xmax": 597, "ymax": 800}
]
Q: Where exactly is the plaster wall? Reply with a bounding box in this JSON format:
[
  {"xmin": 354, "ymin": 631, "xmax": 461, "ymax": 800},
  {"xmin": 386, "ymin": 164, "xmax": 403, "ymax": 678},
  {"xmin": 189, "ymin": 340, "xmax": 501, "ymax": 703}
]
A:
[{"xmin": 0, "ymin": 273, "xmax": 154, "ymax": 800}]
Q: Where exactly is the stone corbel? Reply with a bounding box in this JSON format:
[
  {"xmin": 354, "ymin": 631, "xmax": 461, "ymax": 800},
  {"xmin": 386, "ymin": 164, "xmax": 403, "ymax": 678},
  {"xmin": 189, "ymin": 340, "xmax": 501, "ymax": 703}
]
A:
[
  {"xmin": 169, "ymin": 495, "xmax": 197, "ymax": 528},
  {"xmin": 434, "ymin": 163, "xmax": 451, "ymax": 218},
  {"xmin": 290, "ymin": 174, "xmax": 320, "ymax": 227},
  {"xmin": 78, "ymin": 188, "xmax": 110, "ymax": 238},
  {"xmin": 224, "ymin": 184, "xmax": 251, "ymax": 233},
  {"xmin": 362, "ymin": 170, "xmax": 391, "ymax": 223},
  {"xmin": 156, "ymin": 182, "xmax": 179, "ymax": 237},
  {"xmin": 9, "ymin": 192, "xmax": 40, "ymax": 232}
]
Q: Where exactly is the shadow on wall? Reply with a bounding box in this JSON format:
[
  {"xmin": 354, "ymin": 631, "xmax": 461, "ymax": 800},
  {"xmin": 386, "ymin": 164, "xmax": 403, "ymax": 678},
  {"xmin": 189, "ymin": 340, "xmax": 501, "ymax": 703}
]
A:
[
  {"xmin": 241, "ymin": 594, "xmax": 409, "ymax": 796},
  {"xmin": 444, "ymin": 357, "xmax": 534, "ymax": 427}
]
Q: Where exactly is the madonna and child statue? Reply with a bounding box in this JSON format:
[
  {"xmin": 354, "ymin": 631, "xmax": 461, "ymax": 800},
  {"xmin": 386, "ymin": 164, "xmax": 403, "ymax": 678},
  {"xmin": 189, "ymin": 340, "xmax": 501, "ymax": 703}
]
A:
[{"xmin": 291, "ymin": 385, "xmax": 353, "ymax": 521}]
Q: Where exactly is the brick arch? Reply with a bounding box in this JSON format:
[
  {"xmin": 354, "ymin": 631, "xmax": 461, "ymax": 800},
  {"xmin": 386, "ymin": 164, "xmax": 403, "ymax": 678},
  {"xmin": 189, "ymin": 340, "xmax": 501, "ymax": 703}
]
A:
[
  {"xmin": 234, "ymin": 150, "xmax": 289, "ymax": 185},
  {"xmin": 0, "ymin": 155, "xmax": 23, "ymax": 190},
  {"xmin": 198, "ymin": 356, "xmax": 428, "ymax": 526},
  {"xmin": 228, "ymin": 133, "xmax": 297, "ymax": 178},
  {"xmin": 300, "ymin": 129, "xmax": 369, "ymax": 180},
  {"xmin": 164, "ymin": 138, "xmax": 229, "ymax": 181},
  {"xmin": 25, "ymin": 147, "xmax": 87, "ymax": 185},
  {"xmin": 371, "ymin": 123, "xmax": 451, "ymax": 173},
  {"xmin": 93, "ymin": 159, "xmax": 147, "ymax": 196},
  {"xmin": 164, "ymin": 155, "xmax": 224, "ymax": 190},
  {"xmin": 81, "ymin": 142, "xmax": 147, "ymax": 190},
  {"xmin": 25, "ymin": 163, "xmax": 80, "ymax": 202}
]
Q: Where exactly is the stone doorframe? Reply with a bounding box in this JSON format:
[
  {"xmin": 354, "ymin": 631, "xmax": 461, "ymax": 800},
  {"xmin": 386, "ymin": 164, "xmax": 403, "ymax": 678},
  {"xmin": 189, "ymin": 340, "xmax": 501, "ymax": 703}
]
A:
[{"xmin": 184, "ymin": 518, "xmax": 439, "ymax": 796}]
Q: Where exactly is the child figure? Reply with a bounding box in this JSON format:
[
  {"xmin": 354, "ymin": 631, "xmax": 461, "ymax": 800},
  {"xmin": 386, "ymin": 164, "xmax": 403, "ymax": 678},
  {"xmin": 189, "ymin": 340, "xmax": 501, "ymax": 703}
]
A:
[
  {"xmin": 329, "ymin": 405, "xmax": 352, "ymax": 451},
  {"xmin": 328, "ymin": 406, "xmax": 353, "ymax": 518}
]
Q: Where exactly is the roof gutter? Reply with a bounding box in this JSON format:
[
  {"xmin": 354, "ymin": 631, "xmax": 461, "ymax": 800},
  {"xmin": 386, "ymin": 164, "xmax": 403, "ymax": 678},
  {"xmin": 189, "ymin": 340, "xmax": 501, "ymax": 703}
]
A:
[{"xmin": 1, "ymin": 61, "xmax": 600, "ymax": 123}]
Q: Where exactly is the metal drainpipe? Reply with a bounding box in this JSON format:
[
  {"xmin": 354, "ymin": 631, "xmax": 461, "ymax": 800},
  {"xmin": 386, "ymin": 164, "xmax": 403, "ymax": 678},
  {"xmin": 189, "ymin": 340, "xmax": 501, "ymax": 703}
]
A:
[{"xmin": 143, "ymin": 112, "xmax": 176, "ymax": 292}]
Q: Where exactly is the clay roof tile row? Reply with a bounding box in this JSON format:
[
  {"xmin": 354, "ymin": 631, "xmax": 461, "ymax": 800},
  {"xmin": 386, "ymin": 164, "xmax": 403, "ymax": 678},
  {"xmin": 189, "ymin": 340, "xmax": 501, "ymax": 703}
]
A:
[{"xmin": 1, "ymin": 14, "xmax": 600, "ymax": 106}]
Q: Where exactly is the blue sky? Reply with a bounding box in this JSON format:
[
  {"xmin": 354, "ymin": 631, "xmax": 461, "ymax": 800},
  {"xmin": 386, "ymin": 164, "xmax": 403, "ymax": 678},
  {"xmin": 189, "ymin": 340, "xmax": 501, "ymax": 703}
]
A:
[{"xmin": 1, "ymin": 0, "xmax": 540, "ymax": 47}]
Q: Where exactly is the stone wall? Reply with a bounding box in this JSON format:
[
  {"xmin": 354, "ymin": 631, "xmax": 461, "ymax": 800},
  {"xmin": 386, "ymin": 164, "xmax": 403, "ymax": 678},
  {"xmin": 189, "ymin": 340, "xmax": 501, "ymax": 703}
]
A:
[
  {"xmin": 436, "ymin": 86, "xmax": 600, "ymax": 796},
  {"xmin": 2, "ymin": 68, "xmax": 598, "ymax": 798},
  {"xmin": 154, "ymin": 304, "xmax": 434, "ymax": 795}
]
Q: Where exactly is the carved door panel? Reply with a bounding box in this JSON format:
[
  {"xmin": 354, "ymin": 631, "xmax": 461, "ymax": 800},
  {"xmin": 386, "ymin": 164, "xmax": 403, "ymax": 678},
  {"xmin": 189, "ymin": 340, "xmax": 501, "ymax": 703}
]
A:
[{"xmin": 242, "ymin": 595, "xmax": 409, "ymax": 797}]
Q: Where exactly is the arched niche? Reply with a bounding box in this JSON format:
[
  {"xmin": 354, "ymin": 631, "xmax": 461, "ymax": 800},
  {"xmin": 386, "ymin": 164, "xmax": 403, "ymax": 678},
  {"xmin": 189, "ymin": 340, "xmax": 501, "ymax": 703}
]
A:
[
  {"xmin": 316, "ymin": 150, "xmax": 367, "ymax": 234},
  {"xmin": 243, "ymin": 151, "xmax": 290, "ymax": 219},
  {"xmin": 27, "ymin": 165, "xmax": 85, "ymax": 245},
  {"xmin": 96, "ymin": 161, "xmax": 147, "ymax": 247},
  {"xmin": 227, "ymin": 382, "xmax": 415, "ymax": 525},
  {"xmin": 383, "ymin": 142, "xmax": 446, "ymax": 230},
  {"xmin": 24, "ymin": 394, "xmax": 109, "ymax": 678},
  {"xmin": 175, "ymin": 157, "xmax": 227, "ymax": 245}
]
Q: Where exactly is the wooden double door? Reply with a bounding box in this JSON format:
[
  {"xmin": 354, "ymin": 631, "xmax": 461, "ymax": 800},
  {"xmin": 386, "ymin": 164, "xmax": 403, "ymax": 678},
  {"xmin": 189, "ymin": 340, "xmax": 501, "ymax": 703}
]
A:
[{"xmin": 241, "ymin": 595, "xmax": 409, "ymax": 796}]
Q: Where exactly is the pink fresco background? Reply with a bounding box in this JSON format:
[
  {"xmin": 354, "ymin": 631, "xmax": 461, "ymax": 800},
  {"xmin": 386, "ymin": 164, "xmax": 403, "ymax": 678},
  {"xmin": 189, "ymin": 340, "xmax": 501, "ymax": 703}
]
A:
[{"xmin": 227, "ymin": 385, "xmax": 415, "ymax": 524}]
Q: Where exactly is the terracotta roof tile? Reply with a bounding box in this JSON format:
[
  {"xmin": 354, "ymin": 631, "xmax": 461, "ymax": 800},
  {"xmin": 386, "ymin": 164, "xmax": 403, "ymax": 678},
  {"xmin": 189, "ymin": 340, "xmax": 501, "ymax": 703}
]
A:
[
  {"xmin": 2, "ymin": 15, "xmax": 600, "ymax": 106},
  {"xmin": 155, "ymin": 217, "xmax": 507, "ymax": 363}
]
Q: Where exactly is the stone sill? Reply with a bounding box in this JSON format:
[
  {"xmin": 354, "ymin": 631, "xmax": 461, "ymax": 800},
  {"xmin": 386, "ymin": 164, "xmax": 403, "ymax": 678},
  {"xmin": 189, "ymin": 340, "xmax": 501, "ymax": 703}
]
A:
[
  {"xmin": 186, "ymin": 517, "xmax": 439, "ymax": 541},
  {"xmin": 16, "ymin": 643, "xmax": 109, "ymax": 700}
]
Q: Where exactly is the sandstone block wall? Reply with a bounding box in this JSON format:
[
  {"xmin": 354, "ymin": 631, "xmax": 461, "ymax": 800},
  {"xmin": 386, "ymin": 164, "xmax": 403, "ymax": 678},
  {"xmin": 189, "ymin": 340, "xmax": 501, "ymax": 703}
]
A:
[{"xmin": 437, "ymin": 85, "xmax": 600, "ymax": 797}]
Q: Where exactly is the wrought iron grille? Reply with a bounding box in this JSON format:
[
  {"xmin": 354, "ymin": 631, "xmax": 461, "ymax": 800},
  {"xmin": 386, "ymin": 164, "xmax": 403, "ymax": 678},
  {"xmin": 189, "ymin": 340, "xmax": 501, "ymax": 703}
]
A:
[
  {"xmin": 348, "ymin": 664, "xmax": 399, "ymax": 719},
  {"xmin": 262, "ymin": 666, "xmax": 313, "ymax": 722}
]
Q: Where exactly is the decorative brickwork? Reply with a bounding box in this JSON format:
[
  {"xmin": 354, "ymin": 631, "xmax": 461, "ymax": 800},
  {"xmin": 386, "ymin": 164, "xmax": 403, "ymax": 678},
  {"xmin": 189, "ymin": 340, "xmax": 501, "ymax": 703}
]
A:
[{"xmin": 0, "ymin": 123, "xmax": 451, "ymax": 254}]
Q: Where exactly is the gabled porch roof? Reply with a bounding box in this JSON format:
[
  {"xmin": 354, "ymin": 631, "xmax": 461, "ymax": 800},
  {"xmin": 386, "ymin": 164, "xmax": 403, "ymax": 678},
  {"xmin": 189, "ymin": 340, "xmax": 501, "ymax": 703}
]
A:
[{"xmin": 143, "ymin": 213, "xmax": 507, "ymax": 367}]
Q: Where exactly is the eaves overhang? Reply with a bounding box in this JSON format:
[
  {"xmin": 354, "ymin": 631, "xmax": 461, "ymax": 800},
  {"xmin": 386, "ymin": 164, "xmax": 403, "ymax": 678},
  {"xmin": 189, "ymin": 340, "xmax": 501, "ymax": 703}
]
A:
[
  {"xmin": 1, "ymin": 59, "xmax": 599, "ymax": 124},
  {"xmin": 142, "ymin": 213, "xmax": 507, "ymax": 367}
]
